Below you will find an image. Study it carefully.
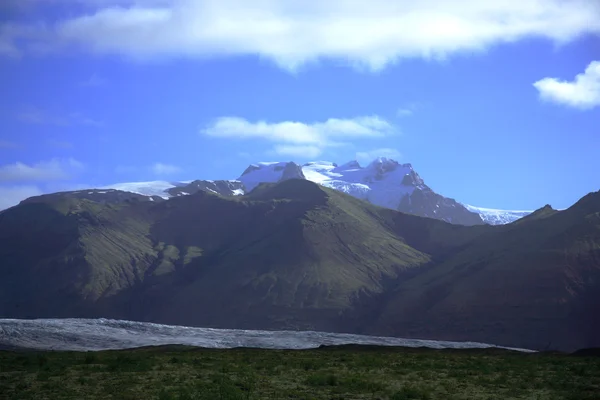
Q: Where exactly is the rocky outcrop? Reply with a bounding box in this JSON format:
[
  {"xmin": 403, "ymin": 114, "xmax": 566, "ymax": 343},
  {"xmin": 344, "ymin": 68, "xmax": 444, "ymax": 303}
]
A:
[
  {"xmin": 279, "ymin": 162, "xmax": 306, "ymax": 182},
  {"xmin": 167, "ymin": 180, "xmax": 245, "ymax": 197}
]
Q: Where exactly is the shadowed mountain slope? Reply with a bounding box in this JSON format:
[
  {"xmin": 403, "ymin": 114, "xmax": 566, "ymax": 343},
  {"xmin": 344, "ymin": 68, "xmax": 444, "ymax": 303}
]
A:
[
  {"xmin": 368, "ymin": 192, "xmax": 600, "ymax": 351},
  {"xmin": 0, "ymin": 181, "xmax": 598, "ymax": 351}
]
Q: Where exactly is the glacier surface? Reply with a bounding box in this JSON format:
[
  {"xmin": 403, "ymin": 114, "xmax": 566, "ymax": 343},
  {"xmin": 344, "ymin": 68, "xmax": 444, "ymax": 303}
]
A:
[
  {"xmin": 0, "ymin": 318, "xmax": 534, "ymax": 353},
  {"xmin": 464, "ymin": 205, "xmax": 532, "ymax": 225},
  {"xmin": 102, "ymin": 181, "xmax": 182, "ymax": 199}
]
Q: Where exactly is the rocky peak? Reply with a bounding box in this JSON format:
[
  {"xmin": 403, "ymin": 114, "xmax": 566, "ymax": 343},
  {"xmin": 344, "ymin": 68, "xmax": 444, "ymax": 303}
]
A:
[
  {"xmin": 238, "ymin": 162, "xmax": 307, "ymax": 192},
  {"xmin": 401, "ymin": 170, "xmax": 425, "ymax": 187},
  {"xmin": 338, "ymin": 160, "xmax": 361, "ymax": 170},
  {"xmin": 241, "ymin": 164, "xmax": 261, "ymax": 177},
  {"xmin": 367, "ymin": 157, "xmax": 399, "ymax": 174},
  {"xmin": 167, "ymin": 180, "xmax": 245, "ymax": 197},
  {"xmin": 280, "ymin": 162, "xmax": 306, "ymax": 182}
]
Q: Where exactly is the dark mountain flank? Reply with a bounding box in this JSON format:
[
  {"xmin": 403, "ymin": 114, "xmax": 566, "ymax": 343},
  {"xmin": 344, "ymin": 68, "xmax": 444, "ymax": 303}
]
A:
[{"xmin": 0, "ymin": 180, "xmax": 598, "ymax": 351}]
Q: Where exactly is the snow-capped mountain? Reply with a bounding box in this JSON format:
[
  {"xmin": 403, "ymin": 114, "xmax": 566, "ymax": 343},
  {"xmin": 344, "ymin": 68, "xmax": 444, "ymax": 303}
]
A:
[
  {"xmin": 95, "ymin": 157, "xmax": 531, "ymax": 225},
  {"xmin": 302, "ymin": 159, "xmax": 420, "ymax": 210},
  {"xmin": 464, "ymin": 205, "xmax": 533, "ymax": 225},
  {"xmin": 239, "ymin": 161, "xmax": 306, "ymax": 191},
  {"xmin": 240, "ymin": 158, "xmax": 484, "ymax": 225}
]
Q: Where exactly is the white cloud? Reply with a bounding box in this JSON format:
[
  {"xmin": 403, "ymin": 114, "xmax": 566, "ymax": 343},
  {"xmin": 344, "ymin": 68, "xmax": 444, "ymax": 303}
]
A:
[
  {"xmin": 203, "ymin": 116, "xmax": 392, "ymax": 143},
  {"xmin": 203, "ymin": 115, "xmax": 394, "ymax": 157},
  {"xmin": 0, "ymin": 158, "xmax": 84, "ymax": 182},
  {"xmin": 117, "ymin": 163, "xmax": 182, "ymax": 175},
  {"xmin": 356, "ymin": 148, "xmax": 402, "ymax": 163},
  {"xmin": 396, "ymin": 102, "xmax": 421, "ymax": 117},
  {"xmin": 0, "ymin": 185, "xmax": 42, "ymax": 210},
  {"xmin": 2, "ymin": 0, "xmax": 599, "ymax": 71},
  {"xmin": 533, "ymin": 60, "xmax": 600, "ymax": 110},
  {"xmin": 151, "ymin": 162, "xmax": 181, "ymax": 175}
]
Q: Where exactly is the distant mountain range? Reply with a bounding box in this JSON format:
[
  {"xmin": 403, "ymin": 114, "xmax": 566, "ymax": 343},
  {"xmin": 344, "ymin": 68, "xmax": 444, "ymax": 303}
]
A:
[
  {"xmin": 100, "ymin": 157, "xmax": 532, "ymax": 225},
  {"xmin": 1, "ymin": 177, "xmax": 598, "ymax": 352}
]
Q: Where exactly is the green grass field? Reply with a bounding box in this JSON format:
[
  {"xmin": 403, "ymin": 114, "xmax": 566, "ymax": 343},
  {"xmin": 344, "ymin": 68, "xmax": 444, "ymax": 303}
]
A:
[{"xmin": 1, "ymin": 345, "xmax": 599, "ymax": 399}]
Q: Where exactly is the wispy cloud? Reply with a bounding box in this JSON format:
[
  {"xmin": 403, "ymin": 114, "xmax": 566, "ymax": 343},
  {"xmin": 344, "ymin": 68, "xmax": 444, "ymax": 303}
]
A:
[
  {"xmin": 18, "ymin": 109, "xmax": 69, "ymax": 126},
  {"xmin": 79, "ymin": 73, "xmax": 107, "ymax": 87},
  {"xmin": 116, "ymin": 163, "xmax": 182, "ymax": 176},
  {"xmin": 203, "ymin": 116, "xmax": 395, "ymax": 158},
  {"xmin": 0, "ymin": 38, "xmax": 18, "ymax": 57},
  {"xmin": 1, "ymin": 0, "xmax": 599, "ymax": 71},
  {"xmin": 533, "ymin": 61, "xmax": 600, "ymax": 110},
  {"xmin": 151, "ymin": 162, "xmax": 181, "ymax": 175},
  {"xmin": 396, "ymin": 102, "xmax": 420, "ymax": 117},
  {"xmin": 0, "ymin": 158, "xmax": 84, "ymax": 182},
  {"xmin": 47, "ymin": 139, "xmax": 74, "ymax": 149},
  {"xmin": 17, "ymin": 107, "xmax": 103, "ymax": 127},
  {"xmin": 356, "ymin": 148, "xmax": 402, "ymax": 163},
  {"xmin": 0, "ymin": 140, "xmax": 19, "ymax": 149}
]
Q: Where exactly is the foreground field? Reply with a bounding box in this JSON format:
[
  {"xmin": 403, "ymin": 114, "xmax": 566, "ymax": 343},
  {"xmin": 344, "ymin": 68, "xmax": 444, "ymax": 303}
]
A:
[{"xmin": 0, "ymin": 345, "xmax": 598, "ymax": 400}]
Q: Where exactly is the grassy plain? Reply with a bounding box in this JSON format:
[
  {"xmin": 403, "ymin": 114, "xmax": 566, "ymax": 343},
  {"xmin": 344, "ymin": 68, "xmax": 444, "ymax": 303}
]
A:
[{"xmin": 1, "ymin": 345, "xmax": 599, "ymax": 400}]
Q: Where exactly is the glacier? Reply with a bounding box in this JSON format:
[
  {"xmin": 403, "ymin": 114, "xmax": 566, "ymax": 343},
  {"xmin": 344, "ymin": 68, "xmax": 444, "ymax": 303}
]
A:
[
  {"xmin": 102, "ymin": 181, "xmax": 183, "ymax": 199},
  {"xmin": 464, "ymin": 205, "xmax": 533, "ymax": 225},
  {"xmin": 0, "ymin": 318, "xmax": 534, "ymax": 353}
]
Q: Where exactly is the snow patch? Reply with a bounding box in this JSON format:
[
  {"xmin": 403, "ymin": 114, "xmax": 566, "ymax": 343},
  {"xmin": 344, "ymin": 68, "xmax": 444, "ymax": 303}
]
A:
[{"xmin": 103, "ymin": 181, "xmax": 178, "ymax": 199}]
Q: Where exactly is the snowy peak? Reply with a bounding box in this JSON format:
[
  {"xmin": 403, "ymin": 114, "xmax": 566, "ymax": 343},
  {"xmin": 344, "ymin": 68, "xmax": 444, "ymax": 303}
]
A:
[
  {"xmin": 300, "ymin": 157, "xmax": 483, "ymax": 225},
  {"xmin": 338, "ymin": 160, "xmax": 360, "ymax": 170},
  {"xmin": 239, "ymin": 161, "xmax": 305, "ymax": 192},
  {"xmin": 301, "ymin": 158, "xmax": 422, "ymax": 211},
  {"xmin": 367, "ymin": 157, "xmax": 399, "ymax": 172}
]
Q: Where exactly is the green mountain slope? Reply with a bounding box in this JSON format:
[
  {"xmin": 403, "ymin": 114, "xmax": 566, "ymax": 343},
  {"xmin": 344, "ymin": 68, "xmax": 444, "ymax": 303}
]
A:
[{"xmin": 0, "ymin": 180, "xmax": 598, "ymax": 351}]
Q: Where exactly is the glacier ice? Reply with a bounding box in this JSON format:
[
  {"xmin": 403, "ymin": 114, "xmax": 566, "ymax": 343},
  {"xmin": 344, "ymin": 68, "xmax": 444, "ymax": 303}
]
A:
[{"xmin": 0, "ymin": 318, "xmax": 534, "ymax": 353}]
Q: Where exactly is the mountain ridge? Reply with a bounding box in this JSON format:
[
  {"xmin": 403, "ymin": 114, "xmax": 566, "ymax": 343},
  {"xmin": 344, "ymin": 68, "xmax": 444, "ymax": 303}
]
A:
[
  {"xmin": 91, "ymin": 157, "xmax": 531, "ymax": 225},
  {"xmin": 1, "ymin": 180, "xmax": 599, "ymax": 351}
]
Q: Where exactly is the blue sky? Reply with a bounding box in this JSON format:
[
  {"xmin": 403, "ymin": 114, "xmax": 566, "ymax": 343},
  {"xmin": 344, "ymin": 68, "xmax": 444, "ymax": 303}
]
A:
[{"xmin": 0, "ymin": 0, "xmax": 599, "ymax": 211}]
